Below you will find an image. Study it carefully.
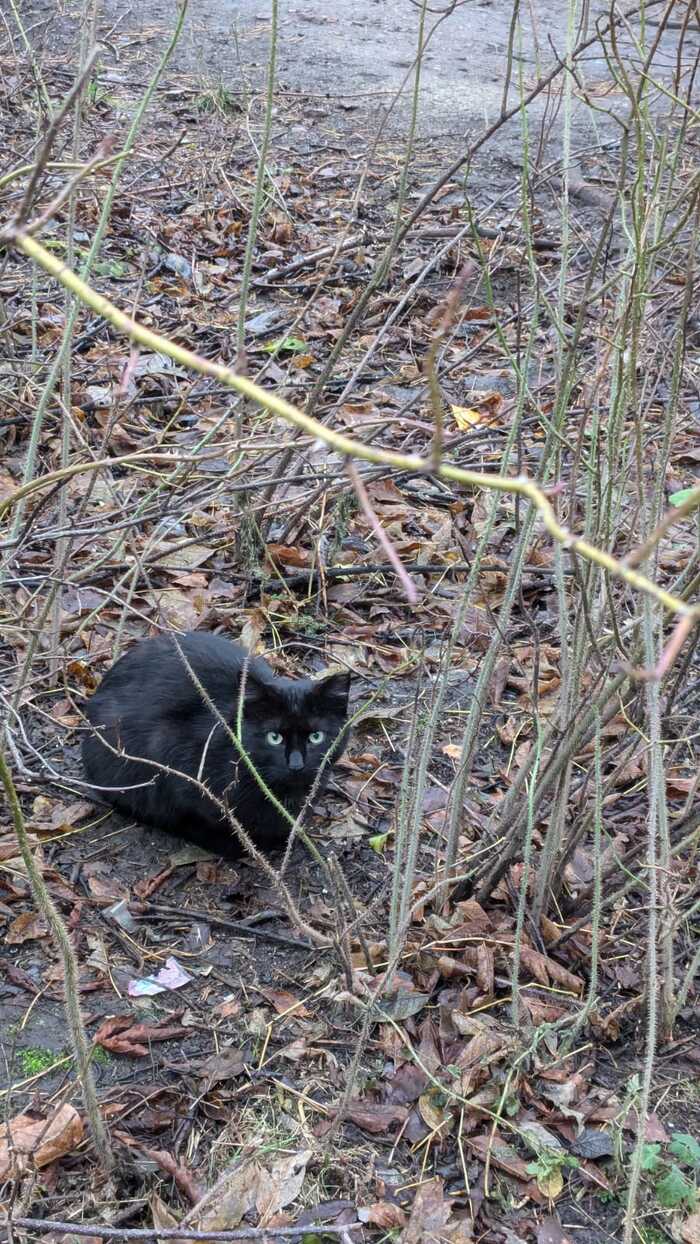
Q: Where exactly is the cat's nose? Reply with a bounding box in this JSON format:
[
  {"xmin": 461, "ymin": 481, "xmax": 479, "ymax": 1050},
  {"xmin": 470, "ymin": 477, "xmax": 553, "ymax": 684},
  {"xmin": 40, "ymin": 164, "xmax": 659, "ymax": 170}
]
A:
[{"xmin": 288, "ymin": 749, "xmax": 305, "ymax": 771}]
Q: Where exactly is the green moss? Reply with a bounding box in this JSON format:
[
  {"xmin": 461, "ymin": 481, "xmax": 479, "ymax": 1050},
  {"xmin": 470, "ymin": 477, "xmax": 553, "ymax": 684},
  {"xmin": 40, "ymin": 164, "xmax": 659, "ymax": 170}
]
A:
[{"xmin": 19, "ymin": 1046, "xmax": 61, "ymax": 1077}]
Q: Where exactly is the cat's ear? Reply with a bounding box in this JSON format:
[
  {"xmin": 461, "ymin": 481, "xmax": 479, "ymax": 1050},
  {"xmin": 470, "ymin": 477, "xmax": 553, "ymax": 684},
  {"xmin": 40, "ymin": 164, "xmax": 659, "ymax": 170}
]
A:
[
  {"xmin": 312, "ymin": 671, "xmax": 350, "ymax": 711},
  {"xmin": 240, "ymin": 669, "xmax": 280, "ymax": 706}
]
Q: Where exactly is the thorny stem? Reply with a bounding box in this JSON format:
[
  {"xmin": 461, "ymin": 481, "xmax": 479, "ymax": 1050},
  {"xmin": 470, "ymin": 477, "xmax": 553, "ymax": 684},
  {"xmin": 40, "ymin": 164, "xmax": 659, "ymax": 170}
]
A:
[
  {"xmin": 236, "ymin": 0, "xmax": 278, "ymax": 365},
  {"xmin": 0, "ymin": 744, "xmax": 113, "ymax": 1171},
  {"xmin": 623, "ymin": 598, "xmax": 662, "ymax": 1243}
]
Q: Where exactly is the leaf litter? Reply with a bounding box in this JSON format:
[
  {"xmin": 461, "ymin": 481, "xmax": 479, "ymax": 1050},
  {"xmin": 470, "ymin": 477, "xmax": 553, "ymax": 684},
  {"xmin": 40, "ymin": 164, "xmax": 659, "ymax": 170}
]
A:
[{"xmin": 1, "ymin": 8, "xmax": 699, "ymax": 1244}]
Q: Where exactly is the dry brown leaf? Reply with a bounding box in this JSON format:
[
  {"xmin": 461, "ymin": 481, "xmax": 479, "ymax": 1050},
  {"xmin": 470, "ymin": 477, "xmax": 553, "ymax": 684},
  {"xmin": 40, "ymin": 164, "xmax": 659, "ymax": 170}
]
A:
[
  {"xmin": 0, "ymin": 832, "xmax": 43, "ymax": 868},
  {"xmin": 524, "ymin": 998, "xmax": 568, "ymax": 1024},
  {"xmin": 497, "ymin": 715, "xmax": 525, "ymax": 746},
  {"xmin": 681, "ymin": 1211, "xmax": 700, "ymax": 1243},
  {"xmin": 476, "ymin": 942, "xmax": 495, "ymax": 995},
  {"xmin": 94, "ymin": 1014, "xmax": 188, "ymax": 1057},
  {"xmin": 116, "ymin": 1134, "xmax": 202, "ymax": 1204},
  {"xmin": 213, "ymin": 997, "xmax": 241, "ymax": 1019},
  {"xmin": 366, "ymin": 478, "xmax": 406, "ymax": 505},
  {"xmin": 402, "ymin": 1176, "xmax": 473, "ymax": 1243},
  {"xmin": 451, "ymin": 404, "xmax": 483, "ymax": 431},
  {"xmin": 402, "ymin": 1177, "xmax": 452, "ymax": 1244},
  {"xmin": 152, "ymin": 588, "xmax": 205, "ymax": 631},
  {"xmin": 452, "ymin": 899, "xmax": 493, "ymax": 934},
  {"xmin": 360, "ymin": 1201, "xmax": 407, "ymax": 1229},
  {"xmin": 278, "ymin": 1038, "xmax": 308, "ymax": 1061},
  {"xmin": 6, "ymin": 910, "xmax": 48, "ymax": 944},
  {"xmin": 467, "ymin": 1132, "xmax": 533, "ymax": 1183},
  {"xmin": 342, "ymin": 1102, "xmax": 408, "ymax": 1134},
  {"xmin": 49, "ymin": 799, "xmax": 95, "ymax": 827},
  {"xmin": 0, "ymin": 1104, "xmax": 83, "ymax": 1179},
  {"xmin": 238, "ymin": 606, "xmax": 267, "ymax": 653},
  {"xmin": 256, "ymin": 987, "xmax": 311, "ymax": 1019},
  {"xmin": 0, "ymin": 470, "xmax": 17, "ymax": 501},
  {"xmin": 82, "ymin": 861, "xmax": 128, "ymax": 903},
  {"xmin": 186, "ymin": 1162, "xmax": 263, "ymax": 1240},
  {"xmin": 266, "ymin": 543, "xmax": 311, "ymax": 568},
  {"xmin": 418, "ymin": 1090, "xmax": 453, "ymax": 1137},
  {"xmin": 256, "ymin": 1149, "xmax": 311, "ymax": 1224},
  {"xmin": 537, "ymin": 1217, "xmax": 575, "ymax": 1244},
  {"xmin": 442, "ymin": 743, "xmax": 462, "ymax": 760},
  {"xmin": 150, "ymin": 1190, "xmax": 180, "ymax": 1244},
  {"xmin": 196, "ymin": 1047, "xmax": 247, "ymax": 1083},
  {"xmin": 156, "ymin": 542, "xmax": 215, "ymax": 571},
  {"xmin": 517, "ymin": 947, "xmax": 583, "ymax": 994}
]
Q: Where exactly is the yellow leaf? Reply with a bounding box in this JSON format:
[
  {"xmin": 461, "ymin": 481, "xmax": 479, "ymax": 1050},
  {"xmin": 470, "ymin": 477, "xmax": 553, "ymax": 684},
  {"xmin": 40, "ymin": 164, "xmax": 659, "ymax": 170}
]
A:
[
  {"xmin": 537, "ymin": 1166, "xmax": 564, "ymax": 1199},
  {"xmin": 442, "ymin": 743, "xmax": 462, "ymax": 760},
  {"xmin": 451, "ymin": 404, "xmax": 482, "ymax": 431}
]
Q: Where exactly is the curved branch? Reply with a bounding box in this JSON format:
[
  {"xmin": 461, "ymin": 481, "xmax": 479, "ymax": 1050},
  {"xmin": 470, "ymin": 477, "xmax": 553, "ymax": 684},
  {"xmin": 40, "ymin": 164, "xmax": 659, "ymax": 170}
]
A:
[{"xmin": 2, "ymin": 230, "xmax": 698, "ymax": 634}]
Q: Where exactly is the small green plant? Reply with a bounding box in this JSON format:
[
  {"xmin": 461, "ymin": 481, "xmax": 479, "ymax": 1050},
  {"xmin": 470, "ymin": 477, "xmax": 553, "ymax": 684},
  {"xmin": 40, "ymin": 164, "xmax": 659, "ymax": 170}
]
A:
[
  {"xmin": 19, "ymin": 1046, "xmax": 62, "ymax": 1077},
  {"xmin": 637, "ymin": 1228, "xmax": 674, "ymax": 1244},
  {"xmin": 639, "ymin": 1132, "xmax": 700, "ymax": 1212},
  {"xmin": 327, "ymin": 493, "xmax": 357, "ymax": 564},
  {"xmin": 294, "ymin": 613, "xmax": 326, "ymax": 637},
  {"xmin": 262, "ymin": 336, "xmax": 307, "ymax": 356},
  {"xmin": 87, "ymin": 80, "xmax": 110, "ymax": 107},
  {"xmin": 526, "ymin": 1147, "xmax": 580, "ymax": 1198},
  {"xmin": 194, "ymin": 84, "xmax": 240, "ymax": 116},
  {"xmin": 91, "ymin": 1045, "xmax": 111, "ymax": 1066}
]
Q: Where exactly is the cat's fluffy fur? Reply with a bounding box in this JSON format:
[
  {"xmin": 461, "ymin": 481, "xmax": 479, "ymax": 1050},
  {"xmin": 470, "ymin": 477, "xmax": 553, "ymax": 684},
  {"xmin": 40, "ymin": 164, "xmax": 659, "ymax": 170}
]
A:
[{"xmin": 82, "ymin": 631, "xmax": 351, "ymax": 856}]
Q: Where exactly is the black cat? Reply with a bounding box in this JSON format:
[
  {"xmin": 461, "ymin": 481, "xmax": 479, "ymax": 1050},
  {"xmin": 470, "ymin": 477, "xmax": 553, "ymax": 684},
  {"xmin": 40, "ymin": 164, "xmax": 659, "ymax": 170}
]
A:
[{"xmin": 82, "ymin": 631, "xmax": 351, "ymax": 857}]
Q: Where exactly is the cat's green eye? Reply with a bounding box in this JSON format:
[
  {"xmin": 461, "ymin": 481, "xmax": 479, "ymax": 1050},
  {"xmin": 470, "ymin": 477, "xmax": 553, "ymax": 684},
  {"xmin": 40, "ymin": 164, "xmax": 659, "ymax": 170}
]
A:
[
  {"xmin": 309, "ymin": 730, "xmax": 325, "ymax": 745},
  {"xmin": 266, "ymin": 731, "xmax": 284, "ymax": 746}
]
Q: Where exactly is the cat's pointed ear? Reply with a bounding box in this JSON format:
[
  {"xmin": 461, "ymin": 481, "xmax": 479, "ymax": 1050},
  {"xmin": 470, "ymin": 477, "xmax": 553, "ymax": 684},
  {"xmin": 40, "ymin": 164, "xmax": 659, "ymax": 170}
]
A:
[
  {"xmin": 312, "ymin": 671, "xmax": 350, "ymax": 710},
  {"xmin": 240, "ymin": 668, "xmax": 279, "ymax": 706}
]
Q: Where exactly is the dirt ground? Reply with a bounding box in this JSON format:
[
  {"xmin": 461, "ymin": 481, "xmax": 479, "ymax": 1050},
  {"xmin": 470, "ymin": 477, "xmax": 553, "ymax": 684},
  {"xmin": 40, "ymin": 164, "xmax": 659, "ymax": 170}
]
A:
[
  {"xmin": 25, "ymin": 1, "xmax": 695, "ymax": 154},
  {"xmin": 2, "ymin": 2, "xmax": 700, "ymax": 1243}
]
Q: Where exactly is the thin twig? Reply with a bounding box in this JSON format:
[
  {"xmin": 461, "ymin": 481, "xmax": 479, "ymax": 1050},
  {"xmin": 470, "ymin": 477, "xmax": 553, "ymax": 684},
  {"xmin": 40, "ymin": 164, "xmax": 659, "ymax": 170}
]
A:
[{"xmin": 0, "ymin": 1220, "xmax": 365, "ymax": 1241}]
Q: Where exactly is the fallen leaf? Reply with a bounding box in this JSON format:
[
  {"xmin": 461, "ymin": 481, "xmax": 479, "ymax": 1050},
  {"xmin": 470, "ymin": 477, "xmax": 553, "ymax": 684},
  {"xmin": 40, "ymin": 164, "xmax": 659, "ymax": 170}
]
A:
[
  {"xmin": 94, "ymin": 1014, "xmax": 188, "ymax": 1056},
  {"xmin": 213, "ymin": 997, "xmax": 242, "ymax": 1019},
  {"xmin": 156, "ymin": 542, "xmax": 215, "ymax": 570},
  {"xmin": 134, "ymin": 867, "xmax": 175, "ymax": 899},
  {"xmin": 150, "ymin": 1189, "xmax": 180, "ymax": 1244},
  {"xmin": 50, "ymin": 799, "xmax": 95, "ymax": 827},
  {"xmin": 537, "ymin": 1218, "xmax": 575, "ymax": 1244},
  {"xmin": 6, "ymin": 910, "xmax": 48, "ymax": 943},
  {"xmin": 341, "ymin": 1102, "xmax": 408, "ymax": 1134},
  {"xmin": 256, "ymin": 987, "xmax": 311, "ymax": 1019},
  {"xmin": 450, "ymin": 404, "xmax": 483, "ymax": 431},
  {"xmin": 82, "ymin": 862, "xmax": 128, "ymax": 903},
  {"xmin": 256, "ymin": 1149, "xmax": 312, "ymax": 1224},
  {"xmin": 359, "ymin": 1202, "xmax": 407, "ymax": 1228},
  {"xmin": 418, "ymin": 1089, "xmax": 453, "ymax": 1137},
  {"xmin": 0, "ymin": 1104, "xmax": 83, "ymax": 1179},
  {"xmin": 266, "ymin": 543, "xmax": 311, "ymax": 568},
  {"xmin": 402, "ymin": 1176, "xmax": 473, "ymax": 1243},
  {"xmin": 682, "ymin": 1211, "xmax": 700, "ymax": 1243},
  {"xmin": 467, "ymin": 1132, "xmax": 533, "ymax": 1183},
  {"xmin": 536, "ymin": 1165, "xmax": 564, "ymax": 1199},
  {"xmin": 117, "ymin": 1135, "xmax": 202, "ymax": 1204},
  {"xmin": 519, "ymin": 1121, "xmax": 565, "ymax": 1154},
  {"xmin": 570, "ymin": 1129, "xmax": 614, "ymax": 1159},
  {"xmin": 151, "ymin": 588, "xmax": 204, "ymax": 631},
  {"xmin": 196, "ymin": 1047, "xmax": 247, "ymax": 1083},
  {"xmin": 238, "ymin": 606, "xmax": 267, "ymax": 653},
  {"xmin": 622, "ymin": 1107, "xmax": 669, "ymax": 1143}
]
